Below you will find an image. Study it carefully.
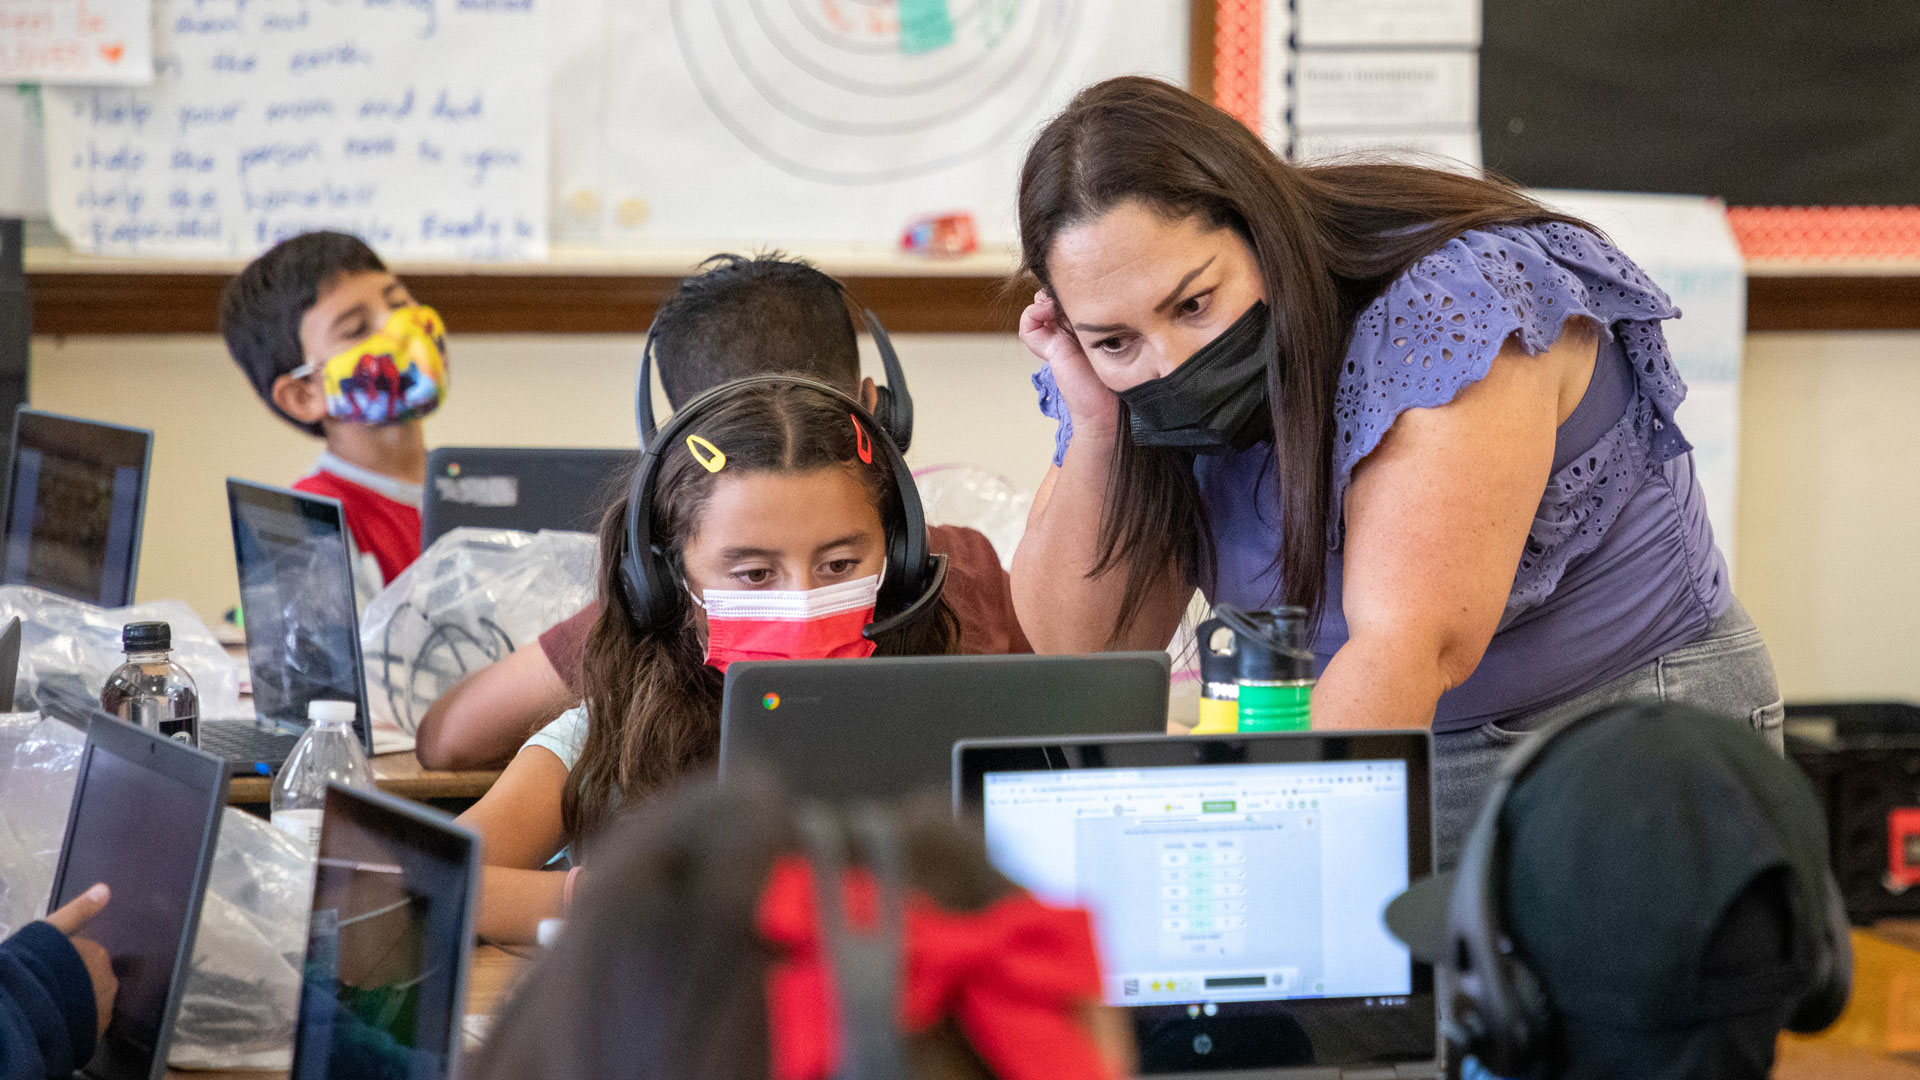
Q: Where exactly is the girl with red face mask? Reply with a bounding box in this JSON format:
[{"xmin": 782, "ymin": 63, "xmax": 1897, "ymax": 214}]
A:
[{"xmin": 459, "ymin": 380, "xmax": 960, "ymax": 944}]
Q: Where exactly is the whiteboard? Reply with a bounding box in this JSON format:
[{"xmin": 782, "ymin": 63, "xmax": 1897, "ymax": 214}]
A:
[
  {"xmin": 548, "ymin": 0, "xmax": 1189, "ymax": 249},
  {"xmin": 38, "ymin": 0, "xmax": 548, "ymax": 260}
]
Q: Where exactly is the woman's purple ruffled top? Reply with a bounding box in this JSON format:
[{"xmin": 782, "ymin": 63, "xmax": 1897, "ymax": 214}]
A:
[{"xmin": 1033, "ymin": 222, "xmax": 1731, "ymax": 731}]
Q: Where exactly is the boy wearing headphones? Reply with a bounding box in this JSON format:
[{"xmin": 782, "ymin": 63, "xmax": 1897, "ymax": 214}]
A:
[
  {"xmin": 413, "ymin": 254, "xmax": 1028, "ymax": 770},
  {"xmin": 1384, "ymin": 702, "xmax": 1849, "ymax": 1080}
]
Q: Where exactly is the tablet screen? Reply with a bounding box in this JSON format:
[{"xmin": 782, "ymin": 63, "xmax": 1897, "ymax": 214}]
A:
[
  {"xmin": 291, "ymin": 791, "xmax": 474, "ymax": 1080},
  {"xmin": 53, "ymin": 744, "xmax": 214, "ymax": 1072}
]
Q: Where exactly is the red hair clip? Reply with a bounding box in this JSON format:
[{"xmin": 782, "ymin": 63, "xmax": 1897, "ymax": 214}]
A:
[
  {"xmin": 851, "ymin": 414, "xmax": 873, "ymax": 465},
  {"xmin": 758, "ymin": 855, "xmax": 1113, "ymax": 1080}
]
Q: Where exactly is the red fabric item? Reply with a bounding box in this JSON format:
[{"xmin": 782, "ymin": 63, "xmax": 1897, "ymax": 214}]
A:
[
  {"xmin": 703, "ymin": 603, "xmax": 879, "ymax": 673},
  {"xmin": 758, "ymin": 856, "xmax": 1112, "ymax": 1080},
  {"xmin": 539, "ymin": 605, "xmax": 598, "ymax": 699},
  {"xmin": 538, "ymin": 524, "xmax": 1030, "ymax": 698},
  {"xmin": 925, "ymin": 525, "xmax": 1032, "ymax": 657},
  {"xmin": 291, "ymin": 469, "xmax": 421, "ymax": 585}
]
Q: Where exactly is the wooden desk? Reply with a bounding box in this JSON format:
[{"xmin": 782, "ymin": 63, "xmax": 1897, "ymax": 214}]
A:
[
  {"xmin": 162, "ymin": 925, "xmax": 1920, "ymax": 1078},
  {"xmin": 225, "ymin": 751, "xmax": 502, "ymax": 805},
  {"xmin": 1779, "ymin": 927, "xmax": 1920, "ymax": 1079},
  {"xmin": 164, "ymin": 944, "xmax": 528, "ymax": 1080}
]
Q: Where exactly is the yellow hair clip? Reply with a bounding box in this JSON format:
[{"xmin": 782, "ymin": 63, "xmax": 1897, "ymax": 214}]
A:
[{"xmin": 686, "ymin": 434, "xmax": 726, "ymax": 473}]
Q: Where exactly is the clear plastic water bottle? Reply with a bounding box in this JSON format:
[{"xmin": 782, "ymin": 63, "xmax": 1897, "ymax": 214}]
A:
[
  {"xmin": 99, "ymin": 621, "xmax": 199, "ymax": 745},
  {"xmin": 271, "ymin": 700, "xmax": 374, "ymax": 855}
]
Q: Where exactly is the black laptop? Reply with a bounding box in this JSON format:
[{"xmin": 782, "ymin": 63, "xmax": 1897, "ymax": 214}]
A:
[
  {"xmin": 420, "ymin": 446, "xmax": 632, "ymax": 549},
  {"xmin": 717, "ymin": 652, "xmax": 1172, "ymax": 801},
  {"xmin": 202, "ymin": 480, "xmax": 375, "ymax": 774},
  {"xmin": 290, "ymin": 784, "xmax": 481, "ymax": 1080},
  {"xmin": 50, "ymin": 715, "xmax": 228, "ymax": 1080},
  {"xmin": 1, "ymin": 407, "xmax": 152, "ymax": 607},
  {"xmin": 957, "ymin": 730, "xmax": 1439, "ymax": 1079}
]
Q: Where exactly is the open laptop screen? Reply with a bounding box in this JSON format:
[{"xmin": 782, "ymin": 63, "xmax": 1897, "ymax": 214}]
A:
[
  {"xmin": 984, "ymin": 759, "xmax": 1411, "ymax": 1004},
  {"xmin": 291, "ymin": 785, "xmax": 479, "ymax": 1080},
  {"xmin": 228, "ymin": 480, "xmax": 368, "ymax": 742},
  {"xmin": 3, "ymin": 408, "xmax": 150, "ymax": 606},
  {"xmin": 960, "ymin": 732, "xmax": 1436, "ymax": 1075},
  {"xmin": 50, "ymin": 717, "xmax": 227, "ymax": 1080}
]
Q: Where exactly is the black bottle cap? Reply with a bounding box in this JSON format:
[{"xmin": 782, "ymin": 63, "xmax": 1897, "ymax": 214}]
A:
[{"xmin": 122, "ymin": 621, "xmax": 171, "ymax": 652}]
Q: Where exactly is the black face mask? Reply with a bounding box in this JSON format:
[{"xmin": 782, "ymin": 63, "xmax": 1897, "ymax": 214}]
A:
[{"xmin": 1116, "ymin": 301, "xmax": 1273, "ymax": 455}]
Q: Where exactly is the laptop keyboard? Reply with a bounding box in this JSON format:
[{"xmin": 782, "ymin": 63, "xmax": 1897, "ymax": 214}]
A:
[{"xmin": 198, "ymin": 721, "xmax": 300, "ymax": 770}]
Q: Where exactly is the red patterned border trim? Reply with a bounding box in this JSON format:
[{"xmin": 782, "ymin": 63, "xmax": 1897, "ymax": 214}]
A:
[
  {"xmin": 1729, "ymin": 206, "xmax": 1920, "ymax": 266},
  {"xmin": 1213, "ymin": 0, "xmax": 1262, "ymax": 132}
]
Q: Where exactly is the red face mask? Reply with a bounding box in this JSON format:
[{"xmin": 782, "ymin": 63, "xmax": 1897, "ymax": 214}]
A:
[{"xmin": 695, "ymin": 574, "xmax": 882, "ymax": 672}]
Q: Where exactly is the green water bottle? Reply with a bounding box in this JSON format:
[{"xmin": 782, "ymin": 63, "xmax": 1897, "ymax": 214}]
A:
[{"xmin": 1214, "ymin": 605, "xmax": 1315, "ymax": 732}]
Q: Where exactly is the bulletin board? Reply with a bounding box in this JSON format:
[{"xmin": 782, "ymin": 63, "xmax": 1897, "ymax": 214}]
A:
[{"xmin": 1478, "ymin": 0, "xmax": 1920, "ymax": 208}]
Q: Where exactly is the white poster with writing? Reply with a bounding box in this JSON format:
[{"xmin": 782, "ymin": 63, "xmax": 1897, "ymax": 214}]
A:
[
  {"xmin": 1292, "ymin": 50, "xmax": 1478, "ymax": 131},
  {"xmin": 0, "ymin": 0, "xmax": 154, "ymax": 85},
  {"xmin": 42, "ymin": 0, "xmax": 547, "ymax": 260},
  {"xmin": 551, "ymin": 0, "xmax": 1187, "ymax": 248},
  {"xmin": 1294, "ymin": 0, "xmax": 1479, "ymax": 47}
]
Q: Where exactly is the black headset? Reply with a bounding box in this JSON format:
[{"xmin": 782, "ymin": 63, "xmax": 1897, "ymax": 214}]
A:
[
  {"xmin": 797, "ymin": 804, "xmax": 909, "ymax": 1080},
  {"xmin": 1442, "ymin": 701, "xmax": 1853, "ymax": 1079},
  {"xmin": 636, "ymin": 277, "xmax": 915, "ymax": 453},
  {"xmin": 617, "ymin": 373, "xmax": 947, "ymax": 638}
]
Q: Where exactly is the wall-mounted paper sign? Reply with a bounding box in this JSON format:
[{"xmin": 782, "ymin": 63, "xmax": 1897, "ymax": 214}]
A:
[
  {"xmin": 0, "ymin": 0, "xmax": 154, "ymax": 85},
  {"xmin": 1296, "ymin": 0, "xmax": 1480, "ymax": 47},
  {"xmin": 1294, "ymin": 50, "xmax": 1477, "ymax": 131},
  {"xmin": 42, "ymin": 0, "xmax": 548, "ymax": 260},
  {"xmin": 1291, "ymin": 129, "xmax": 1481, "ymax": 172}
]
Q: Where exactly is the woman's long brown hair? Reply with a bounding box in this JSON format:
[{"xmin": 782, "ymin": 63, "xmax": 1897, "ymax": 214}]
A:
[
  {"xmin": 1017, "ymin": 76, "xmax": 1592, "ymax": 638},
  {"xmin": 564, "ymin": 381, "xmax": 960, "ymax": 850}
]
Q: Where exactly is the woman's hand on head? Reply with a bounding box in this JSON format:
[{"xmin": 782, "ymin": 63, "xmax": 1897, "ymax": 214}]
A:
[{"xmin": 1020, "ymin": 291, "xmax": 1119, "ymax": 440}]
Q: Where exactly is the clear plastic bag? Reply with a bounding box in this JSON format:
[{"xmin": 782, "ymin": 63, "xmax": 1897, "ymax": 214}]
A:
[
  {"xmin": 0, "ymin": 586, "xmax": 243, "ymax": 721},
  {"xmin": 0, "ymin": 710, "xmax": 316, "ymax": 1070},
  {"xmin": 912, "ymin": 465, "xmax": 1033, "ymax": 571},
  {"xmin": 0, "ymin": 712, "xmax": 84, "ymax": 939},
  {"xmin": 168, "ymin": 809, "xmax": 312, "ymax": 1070},
  {"xmin": 361, "ymin": 527, "xmax": 598, "ymax": 736}
]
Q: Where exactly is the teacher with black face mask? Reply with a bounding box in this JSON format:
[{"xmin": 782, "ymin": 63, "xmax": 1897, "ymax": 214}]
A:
[{"xmin": 1010, "ymin": 76, "xmax": 1781, "ymax": 869}]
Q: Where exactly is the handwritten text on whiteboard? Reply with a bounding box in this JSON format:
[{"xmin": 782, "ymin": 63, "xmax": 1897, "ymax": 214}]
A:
[{"xmin": 42, "ymin": 0, "xmax": 547, "ymax": 260}]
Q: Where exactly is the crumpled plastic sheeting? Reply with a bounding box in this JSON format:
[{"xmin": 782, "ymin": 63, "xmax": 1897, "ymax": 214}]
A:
[
  {"xmin": 0, "ymin": 712, "xmax": 315, "ymax": 1070},
  {"xmin": 0, "ymin": 586, "xmax": 242, "ymax": 721},
  {"xmin": 168, "ymin": 809, "xmax": 311, "ymax": 1070},
  {"xmin": 0, "ymin": 713, "xmax": 84, "ymax": 939},
  {"xmin": 913, "ymin": 465, "xmax": 1033, "ymax": 571},
  {"xmin": 362, "ymin": 527, "xmax": 598, "ymax": 735}
]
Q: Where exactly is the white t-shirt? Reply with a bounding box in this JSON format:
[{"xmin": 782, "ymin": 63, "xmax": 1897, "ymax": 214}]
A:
[{"xmin": 525, "ymin": 706, "xmax": 588, "ymax": 771}]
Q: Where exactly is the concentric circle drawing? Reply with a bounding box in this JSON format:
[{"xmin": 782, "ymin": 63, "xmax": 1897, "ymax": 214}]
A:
[{"xmin": 670, "ymin": 0, "xmax": 1088, "ymax": 185}]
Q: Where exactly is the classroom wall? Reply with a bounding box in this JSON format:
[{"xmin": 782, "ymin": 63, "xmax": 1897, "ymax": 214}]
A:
[
  {"xmin": 27, "ymin": 327, "xmax": 1920, "ymax": 705},
  {"xmin": 1738, "ymin": 330, "xmax": 1920, "ymax": 703},
  {"xmin": 25, "ymin": 331, "xmax": 1059, "ymax": 627}
]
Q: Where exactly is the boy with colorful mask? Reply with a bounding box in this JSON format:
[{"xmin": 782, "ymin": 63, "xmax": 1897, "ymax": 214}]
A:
[{"xmin": 220, "ymin": 231, "xmax": 450, "ymax": 586}]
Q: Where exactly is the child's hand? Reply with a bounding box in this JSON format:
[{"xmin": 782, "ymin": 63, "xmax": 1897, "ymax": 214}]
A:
[
  {"xmin": 1019, "ymin": 291, "xmax": 1119, "ymax": 441},
  {"xmin": 46, "ymin": 884, "xmax": 117, "ymax": 1038}
]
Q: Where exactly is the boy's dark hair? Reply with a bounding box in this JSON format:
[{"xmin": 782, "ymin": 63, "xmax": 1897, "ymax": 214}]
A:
[
  {"xmin": 653, "ymin": 253, "xmax": 862, "ymax": 406},
  {"xmin": 219, "ymin": 231, "xmax": 387, "ymax": 437}
]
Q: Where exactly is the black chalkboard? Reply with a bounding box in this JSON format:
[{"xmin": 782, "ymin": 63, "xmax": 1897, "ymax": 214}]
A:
[{"xmin": 1480, "ymin": 0, "xmax": 1920, "ymax": 206}]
